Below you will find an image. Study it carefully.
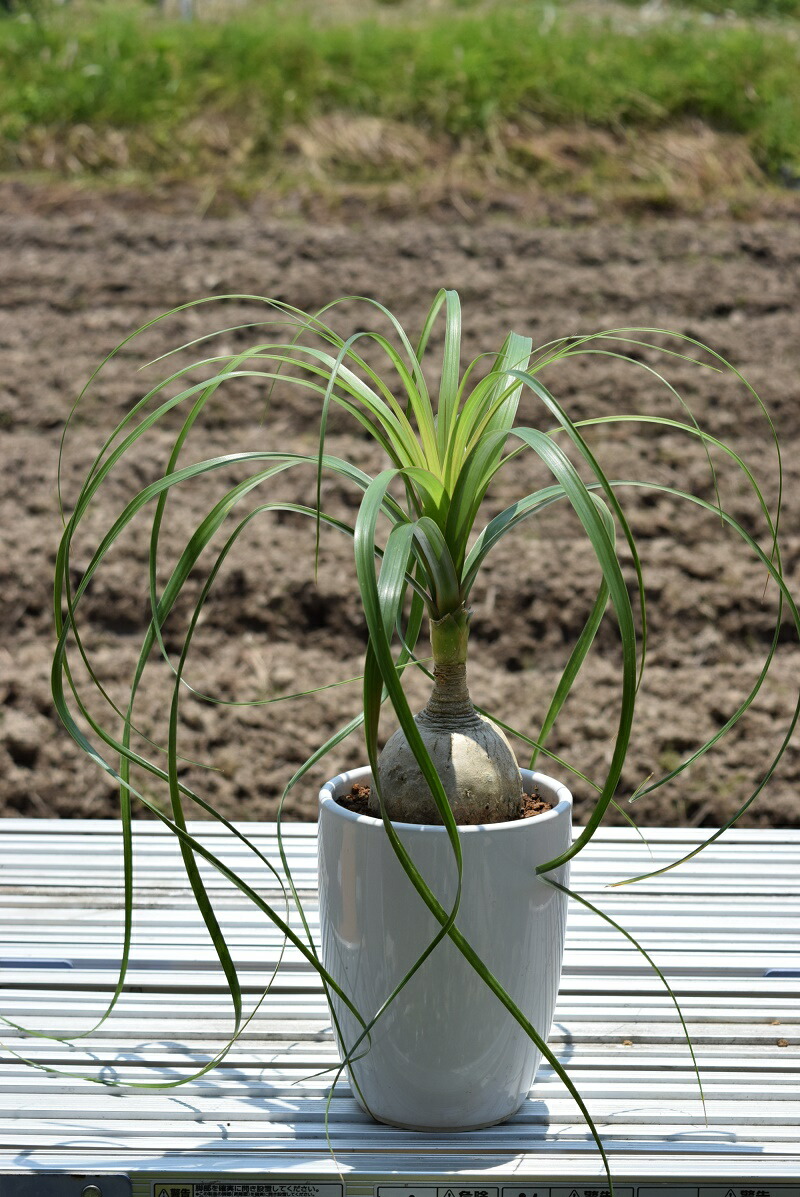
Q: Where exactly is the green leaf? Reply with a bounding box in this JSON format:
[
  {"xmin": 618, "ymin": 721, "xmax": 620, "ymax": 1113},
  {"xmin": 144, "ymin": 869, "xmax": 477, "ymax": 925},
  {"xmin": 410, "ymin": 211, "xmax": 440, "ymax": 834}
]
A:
[
  {"xmin": 411, "ymin": 515, "xmax": 462, "ymax": 617},
  {"xmin": 530, "ymin": 495, "xmax": 614, "ymax": 769},
  {"xmin": 473, "ymin": 330, "xmax": 533, "ymax": 474},
  {"xmin": 436, "ymin": 288, "xmax": 462, "ymax": 463},
  {"xmin": 501, "ymin": 425, "xmax": 637, "ymax": 875}
]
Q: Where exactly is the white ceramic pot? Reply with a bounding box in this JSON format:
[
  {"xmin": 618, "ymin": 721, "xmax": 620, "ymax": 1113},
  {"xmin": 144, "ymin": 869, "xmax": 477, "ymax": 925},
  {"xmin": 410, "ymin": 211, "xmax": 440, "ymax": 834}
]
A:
[{"xmin": 317, "ymin": 766, "xmax": 572, "ymax": 1131}]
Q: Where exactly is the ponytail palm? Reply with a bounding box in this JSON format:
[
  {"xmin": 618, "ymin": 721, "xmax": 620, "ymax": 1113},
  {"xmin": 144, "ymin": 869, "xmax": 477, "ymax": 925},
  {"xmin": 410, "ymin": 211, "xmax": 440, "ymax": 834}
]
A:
[{"xmin": 45, "ymin": 288, "xmax": 799, "ymax": 1181}]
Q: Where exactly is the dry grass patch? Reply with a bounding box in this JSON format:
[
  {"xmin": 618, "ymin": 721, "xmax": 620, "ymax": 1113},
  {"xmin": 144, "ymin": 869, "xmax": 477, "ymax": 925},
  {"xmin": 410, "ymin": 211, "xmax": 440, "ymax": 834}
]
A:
[{"xmin": 283, "ymin": 114, "xmax": 440, "ymax": 181}]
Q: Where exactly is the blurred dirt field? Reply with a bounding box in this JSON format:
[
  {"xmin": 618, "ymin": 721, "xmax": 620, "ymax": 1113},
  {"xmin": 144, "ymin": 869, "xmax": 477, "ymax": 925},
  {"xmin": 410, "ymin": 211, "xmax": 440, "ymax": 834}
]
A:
[{"xmin": 1, "ymin": 189, "xmax": 798, "ymax": 829}]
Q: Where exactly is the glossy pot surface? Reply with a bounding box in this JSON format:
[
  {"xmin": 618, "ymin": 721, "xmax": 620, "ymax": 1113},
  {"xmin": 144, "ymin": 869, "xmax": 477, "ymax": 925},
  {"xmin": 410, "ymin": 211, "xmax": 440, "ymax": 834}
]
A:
[{"xmin": 318, "ymin": 767, "xmax": 571, "ymax": 1130}]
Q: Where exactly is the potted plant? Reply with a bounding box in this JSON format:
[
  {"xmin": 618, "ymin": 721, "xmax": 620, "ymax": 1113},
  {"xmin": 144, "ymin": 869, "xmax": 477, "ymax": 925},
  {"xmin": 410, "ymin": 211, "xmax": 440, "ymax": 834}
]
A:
[{"xmin": 47, "ymin": 290, "xmax": 798, "ymax": 1180}]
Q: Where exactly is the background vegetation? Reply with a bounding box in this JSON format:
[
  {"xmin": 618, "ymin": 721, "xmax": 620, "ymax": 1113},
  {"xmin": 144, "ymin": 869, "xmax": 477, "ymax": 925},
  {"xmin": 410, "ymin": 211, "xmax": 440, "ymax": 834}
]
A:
[{"xmin": 2, "ymin": 0, "xmax": 800, "ymax": 214}]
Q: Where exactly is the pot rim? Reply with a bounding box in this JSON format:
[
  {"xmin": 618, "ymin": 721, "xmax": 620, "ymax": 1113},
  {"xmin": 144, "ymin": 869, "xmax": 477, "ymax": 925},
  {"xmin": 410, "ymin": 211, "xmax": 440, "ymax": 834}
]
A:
[{"xmin": 319, "ymin": 765, "xmax": 572, "ymax": 833}]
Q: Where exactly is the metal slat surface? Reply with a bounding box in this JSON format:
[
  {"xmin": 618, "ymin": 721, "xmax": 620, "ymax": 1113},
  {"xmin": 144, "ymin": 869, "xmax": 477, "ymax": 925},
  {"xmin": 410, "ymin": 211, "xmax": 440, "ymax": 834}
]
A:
[{"xmin": 1, "ymin": 819, "xmax": 798, "ymax": 1196}]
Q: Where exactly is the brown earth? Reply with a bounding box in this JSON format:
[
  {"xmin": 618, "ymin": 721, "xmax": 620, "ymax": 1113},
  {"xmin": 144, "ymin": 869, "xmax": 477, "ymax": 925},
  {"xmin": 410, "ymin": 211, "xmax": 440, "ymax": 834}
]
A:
[{"xmin": 1, "ymin": 187, "xmax": 799, "ymax": 830}]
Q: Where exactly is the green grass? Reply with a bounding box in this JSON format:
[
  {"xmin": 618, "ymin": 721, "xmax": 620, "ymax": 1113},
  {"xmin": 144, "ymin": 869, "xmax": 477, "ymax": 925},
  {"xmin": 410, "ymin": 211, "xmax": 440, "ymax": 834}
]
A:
[
  {"xmin": 1, "ymin": 0, "xmax": 799, "ymax": 187},
  {"xmin": 619, "ymin": 0, "xmax": 800, "ymax": 17}
]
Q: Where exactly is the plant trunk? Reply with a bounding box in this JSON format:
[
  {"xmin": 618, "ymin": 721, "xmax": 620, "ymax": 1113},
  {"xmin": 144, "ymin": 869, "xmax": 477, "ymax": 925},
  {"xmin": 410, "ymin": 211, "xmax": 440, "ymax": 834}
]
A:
[{"xmin": 371, "ymin": 606, "xmax": 523, "ymax": 825}]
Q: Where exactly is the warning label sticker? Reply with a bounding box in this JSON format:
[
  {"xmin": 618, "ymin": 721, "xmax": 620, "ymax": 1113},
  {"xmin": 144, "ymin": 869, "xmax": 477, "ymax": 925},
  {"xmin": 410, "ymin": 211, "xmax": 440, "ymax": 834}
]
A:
[
  {"xmin": 152, "ymin": 1184, "xmax": 344, "ymax": 1197},
  {"xmin": 377, "ymin": 1188, "xmax": 499, "ymax": 1197},
  {"xmin": 549, "ymin": 1188, "xmax": 635, "ymax": 1197}
]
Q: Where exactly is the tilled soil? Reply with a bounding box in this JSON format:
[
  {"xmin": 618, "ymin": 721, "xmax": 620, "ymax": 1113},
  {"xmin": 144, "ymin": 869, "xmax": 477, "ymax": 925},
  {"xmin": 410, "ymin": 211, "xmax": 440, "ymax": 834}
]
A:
[{"xmin": 1, "ymin": 194, "xmax": 799, "ymax": 829}]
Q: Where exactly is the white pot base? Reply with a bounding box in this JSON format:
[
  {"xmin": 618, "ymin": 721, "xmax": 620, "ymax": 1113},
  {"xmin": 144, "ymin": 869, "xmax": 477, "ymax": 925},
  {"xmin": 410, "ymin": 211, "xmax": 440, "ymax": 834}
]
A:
[{"xmin": 354, "ymin": 1094, "xmax": 527, "ymax": 1133}]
